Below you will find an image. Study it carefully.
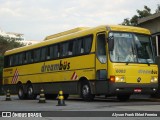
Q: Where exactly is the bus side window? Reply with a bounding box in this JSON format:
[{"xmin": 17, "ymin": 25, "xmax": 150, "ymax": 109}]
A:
[
  {"xmin": 34, "ymin": 49, "xmax": 40, "ymax": 62},
  {"xmin": 50, "ymin": 45, "xmax": 54, "ymax": 59},
  {"xmin": 19, "ymin": 53, "xmax": 23, "ymax": 65},
  {"xmin": 14, "ymin": 54, "xmax": 19, "ymax": 66},
  {"xmin": 27, "ymin": 51, "xmax": 34, "ymax": 63},
  {"xmin": 46, "ymin": 46, "xmax": 50, "ymax": 60},
  {"xmin": 83, "ymin": 35, "xmax": 93, "ymax": 53},
  {"xmin": 81, "ymin": 38, "xmax": 84, "ymax": 54},
  {"xmin": 77, "ymin": 35, "xmax": 93, "ymax": 55},
  {"xmin": 41, "ymin": 47, "xmax": 46, "ymax": 61},
  {"xmin": 9, "ymin": 56, "xmax": 13, "ymax": 66},
  {"xmin": 22, "ymin": 52, "xmax": 27, "ymax": 64},
  {"xmin": 4, "ymin": 56, "xmax": 9, "ymax": 67},
  {"xmin": 77, "ymin": 38, "xmax": 83, "ymax": 54},
  {"xmin": 68, "ymin": 41, "xmax": 73, "ymax": 56},
  {"xmin": 26, "ymin": 51, "xmax": 30, "ymax": 64},
  {"xmin": 61, "ymin": 42, "xmax": 68, "ymax": 57},
  {"xmin": 50, "ymin": 45, "xmax": 58, "ymax": 59},
  {"xmin": 53, "ymin": 45, "xmax": 59, "ymax": 59},
  {"xmin": 57, "ymin": 44, "xmax": 61, "ymax": 58},
  {"xmin": 72, "ymin": 40, "xmax": 77, "ymax": 55}
]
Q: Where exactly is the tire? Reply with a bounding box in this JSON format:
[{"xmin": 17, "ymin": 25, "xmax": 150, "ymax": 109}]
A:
[
  {"xmin": 17, "ymin": 85, "xmax": 26, "ymax": 100},
  {"xmin": 117, "ymin": 95, "xmax": 130, "ymax": 101},
  {"xmin": 45, "ymin": 94, "xmax": 57, "ymax": 100},
  {"xmin": 81, "ymin": 81, "xmax": 95, "ymax": 101},
  {"xmin": 27, "ymin": 84, "xmax": 37, "ymax": 100}
]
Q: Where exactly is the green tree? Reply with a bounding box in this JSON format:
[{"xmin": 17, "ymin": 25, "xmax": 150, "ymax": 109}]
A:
[
  {"xmin": 0, "ymin": 36, "xmax": 24, "ymax": 55},
  {"xmin": 121, "ymin": 18, "xmax": 131, "ymax": 26},
  {"xmin": 155, "ymin": 4, "xmax": 160, "ymax": 13},
  {"xmin": 122, "ymin": 5, "xmax": 152, "ymax": 26},
  {"xmin": 130, "ymin": 15, "xmax": 139, "ymax": 26},
  {"xmin": 137, "ymin": 5, "xmax": 151, "ymax": 18},
  {"xmin": 0, "ymin": 35, "xmax": 24, "ymax": 93}
]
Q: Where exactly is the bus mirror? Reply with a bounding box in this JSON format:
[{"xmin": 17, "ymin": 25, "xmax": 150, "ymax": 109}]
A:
[{"xmin": 108, "ymin": 37, "xmax": 114, "ymax": 51}]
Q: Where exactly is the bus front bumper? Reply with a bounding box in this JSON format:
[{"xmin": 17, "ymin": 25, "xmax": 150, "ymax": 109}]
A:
[{"xmin": 109, "ymin": 82, "xmax": 158, "ymax": 95}]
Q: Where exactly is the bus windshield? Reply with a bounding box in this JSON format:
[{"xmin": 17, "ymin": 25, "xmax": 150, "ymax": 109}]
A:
[{"xmin": 109, "ymin": 32, "xmax": 155, "ymax": 64}]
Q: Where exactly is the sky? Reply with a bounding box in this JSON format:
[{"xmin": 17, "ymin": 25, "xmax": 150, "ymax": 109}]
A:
[{"xmin": 0, "ymin": 0, "xmax": 159, "ymax": 41}]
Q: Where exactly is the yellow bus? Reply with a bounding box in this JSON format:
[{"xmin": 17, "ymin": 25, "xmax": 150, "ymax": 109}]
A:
[{"xmin": 3, "ymin": 25, "xmax": 158, "ymax": 101}]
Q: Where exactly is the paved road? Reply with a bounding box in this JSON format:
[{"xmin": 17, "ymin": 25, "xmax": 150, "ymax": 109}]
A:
[{"xmin": 0, "ymin": 95, "xmax": 160, "ymax": 120}]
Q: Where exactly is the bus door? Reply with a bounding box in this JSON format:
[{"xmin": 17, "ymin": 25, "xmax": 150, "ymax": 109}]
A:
[{"xmin": 95, "ymin": 33, "xmax": 109, "ymax": 94}]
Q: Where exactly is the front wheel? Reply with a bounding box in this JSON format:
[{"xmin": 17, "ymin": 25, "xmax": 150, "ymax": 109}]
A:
[{"xmin": 81, "ymin": 81, "xmax": 95, "ymax": 101}]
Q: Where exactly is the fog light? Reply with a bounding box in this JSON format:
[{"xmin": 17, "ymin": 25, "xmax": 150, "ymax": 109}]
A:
[
  {"xmin": 116, "ymin": 88, "xmax": 120, "ymax": 91},
  {"xmin": 153, "ymin": 88, "xmax": 156, "ymax": 91}
]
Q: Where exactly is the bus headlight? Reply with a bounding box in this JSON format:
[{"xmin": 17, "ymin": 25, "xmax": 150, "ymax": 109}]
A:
[
  {"xmin": 115, "ymin": 76, "xmax": 125, "ymax": 82},
  {"xmin": 150, "ymin": 77, "xmax": 158, "ymax": 83}
]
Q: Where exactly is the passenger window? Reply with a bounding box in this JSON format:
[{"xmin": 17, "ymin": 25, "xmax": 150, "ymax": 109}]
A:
[
  {"xmin": 16, "ymin": 54, "xmax": 19, "ymax": 65},
  {"xmin": 19, "ymin": 53, "xmax": 23, "ymax": 65},
  {"xmin": 60, "ymin": 42, "xmax": 68, "ymax": 57},
  {"xmin": 4, "ymin": 56, "xmax": 9, "ymax": 67},
  {"xmin": 26, "ymin": 52, "xmax": 30, "ymax": 63},
  {"xmin": 97, "ymin": 34, "xmax": 106, "ymax": 63},
  {"xmin": 77, "ymin": 35, "xmax": 93, "ymax": 55},
  {"xmin": 58, "ymin": 44, "xmax": 60, "ymax": 58},
  {"xmin": 50, "ymin": 45, "xmax": 54, "ymax": 59},
  {"xmin": 77, "ymin": 38, "xmax": 83, "ymax": 54},
  {"xmin": 84, "ymin": 36, "xmax": 92, "ymax": 53},
  {"xmin": 41, "ymin": 47, "xmax": 46, "ymax": 61},
  {"xmin": 13, "ymin": 54, "xmax": 19, "ymax": 66},
  {"xmin": 26, "ymin": 51, "xmax": 33, "ymax": 63},
  {"xmin": 34, "ymin": 49, "xmax": 41, "ymax": 62},
  {"xmin": 72, "ymin": 40, "xmax": 77, "ymax": 55},
  {"xmin": 54, "ymin": 45, "xmax": 59, "ymax": 59},
  {"xmin": 46, "ymin": 47, "xmax": 50, "ymax": 60},
  {"xmin": 68, "ymin": 41, "xmax": 73, "ymax": 56},
  {"xmin": 9, "ymin": 56, "xmax": 14, "ymax": 66},
  {"xmin": 23, "ymin": 52, "xmax": 27, "ymax": 64}
]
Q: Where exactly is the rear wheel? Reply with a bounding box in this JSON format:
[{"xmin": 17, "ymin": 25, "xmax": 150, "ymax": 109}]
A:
[
  {"xmin": 117, "ymin": 95, "xmax": 130, "ymax": 101},
  {"xmin": 81, "ymin": 81, "xmax": 95, "ymax": 101},
  {"xmin": 17, "ymin": 84, "xmax": 26, "ymax": 100},
  {"xmin": 27, "ymin": 84, "xmax": 37, "ymax": 100}
]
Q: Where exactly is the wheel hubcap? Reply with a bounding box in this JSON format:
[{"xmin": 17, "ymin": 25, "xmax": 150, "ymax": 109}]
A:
[
  {"xmin": 28, "ymin": 87, "xmax": 33, "ymax": 96},
  {"xmin": 19, "ymin": 89, "xmax": 23, "ymax": 96},
  {"xmin": 82, "ymin": 85, "xmax": 89, "ymax": 96}
]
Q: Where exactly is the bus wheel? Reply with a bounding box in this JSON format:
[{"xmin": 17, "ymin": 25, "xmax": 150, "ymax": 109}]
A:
[
  {"xmin": 18, "ymin": 85, "xmax": 26, "ymax": 100},
  {"xmin": 117, "ymin": 95, "xmax": 130, "ymax": 101},
  {"xmin": 81, "ymin": 81, "xmax": 95, "ymax": 101},
  {"xmin": 27, "ymin": 85, "xmax": 37, "ymax": 100}
]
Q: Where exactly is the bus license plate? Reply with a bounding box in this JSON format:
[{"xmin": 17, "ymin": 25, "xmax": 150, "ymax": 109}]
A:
[{"xmin": 134, "ymin": 88, "xmax": 142, "ymax": 93}]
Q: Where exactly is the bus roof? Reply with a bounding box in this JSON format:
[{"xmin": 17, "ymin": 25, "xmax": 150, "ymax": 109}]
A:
[{"xmin": 4, "ymin": 25, "xmax": 151, "ymax": 56}]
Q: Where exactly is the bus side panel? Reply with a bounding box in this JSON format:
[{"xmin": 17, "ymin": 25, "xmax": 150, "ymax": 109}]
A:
[{"xmin": 3, "ymin": 54, "xmax": 96, "ymax": 95}]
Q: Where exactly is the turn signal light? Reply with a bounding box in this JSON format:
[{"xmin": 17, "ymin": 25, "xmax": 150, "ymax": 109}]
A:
[{"xmin": 110, "ymin": 76, "xmax": 115, "ymax": 82}]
